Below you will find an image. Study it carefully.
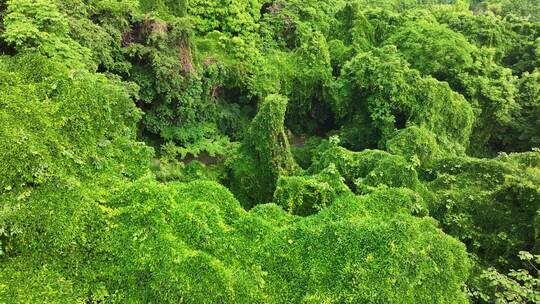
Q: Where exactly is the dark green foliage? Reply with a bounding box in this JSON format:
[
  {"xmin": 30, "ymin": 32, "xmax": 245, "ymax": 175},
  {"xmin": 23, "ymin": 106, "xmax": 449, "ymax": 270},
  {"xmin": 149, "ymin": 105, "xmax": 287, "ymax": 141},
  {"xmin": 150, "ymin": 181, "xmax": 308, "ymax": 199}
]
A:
[
  {"xmin": 434, "ymin": 6, "xmax": 540, "ymax": 79},
  {"xmin": 57, "ymin": 0, "xmax": 138, "ymax": 74},
  {"xmin": 459, "ymin": 52, "xmax": 519, "ymax": 155},
  {"xmin": 383, "ymin": 16, "xmax": 520, "ymax": 154},
  {"xmin": 416, "ymin": 151, "xmax": 540, "ymax": 300},
  {"xmin": 478, "ymin": 251, "xmax": 540, "ymax": 303},
  {"xmin": 281, "ymin": 28, "xmax": 334, "ymax": 133},
  {"xmin": 333, "ymin": 46, "xmax": 474, "ymax": 150},
  {"xmin": 152, "ymin": 158, "xmax": 227, "ymax": 183},
  {"xmin": 228, "ymin": 94, "xmax": 299, "ymax": 207},
  {"xmin": 501, "ymin": 70, "xmax": 540, "ymax": 151},
  {"xmin": 123, "ymin": 14, "xmax": 245, "ymax": 158},
  {"xmin": 256, "ymin": 0, "xmax": 351, "ymax": 133},
  {"xmin": 482, "ymin": 0, "xmax": 540, "ymax": 22},
  {"xmin": 291, "ymin": 136, "xmax": 323, "ymax": 169},
  {"xmin": 139, "ymin": 0, "xmax": 188, "ymax": 18},
  {"xmin": 433, "ymin": 9, "xmax": 517, "ymax": 61},
  {"xmin": 425, "ymin": 153, "xmax": 540, "ymax": 270}
]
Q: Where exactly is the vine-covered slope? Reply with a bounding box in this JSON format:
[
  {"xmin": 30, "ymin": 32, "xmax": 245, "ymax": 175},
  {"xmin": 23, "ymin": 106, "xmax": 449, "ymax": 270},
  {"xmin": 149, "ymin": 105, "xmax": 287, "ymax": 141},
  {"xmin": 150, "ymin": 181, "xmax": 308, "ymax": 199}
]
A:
[{"xmin": 1, "ymin": 0, "xmax": 539, "ymax": 303}]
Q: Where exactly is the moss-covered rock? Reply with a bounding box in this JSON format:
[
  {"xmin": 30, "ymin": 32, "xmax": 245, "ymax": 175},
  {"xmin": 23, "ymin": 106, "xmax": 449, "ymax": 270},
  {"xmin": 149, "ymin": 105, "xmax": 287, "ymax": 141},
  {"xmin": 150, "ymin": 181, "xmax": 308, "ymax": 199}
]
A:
[
  {"xmin": 228, "ymin": 94, "xmax": 299, "ymax": 208},
  {"xmin": 386, "ymin": 126, "xmax": 451, "ymax": 165},
  {"xmin": 310, "ymin": 141, "xmax": 421, "ymax": 194},
  {"xmin": 273, "ymin": 164, "xmax": 350, "ymax": 215}
]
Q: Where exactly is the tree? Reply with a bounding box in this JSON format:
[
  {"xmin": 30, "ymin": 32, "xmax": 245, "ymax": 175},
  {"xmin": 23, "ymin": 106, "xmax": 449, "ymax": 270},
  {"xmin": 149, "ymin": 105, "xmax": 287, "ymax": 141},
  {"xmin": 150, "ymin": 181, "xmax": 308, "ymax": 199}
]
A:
[
  {"xmin": 332, "ymin": 46, "xmax": 473, "ymax": 152},
  {"xmin": 2, "ymin": 0, "xmax": 91, "ymax": 67},
  {"xmin": 502, "ymin": 70, "xmax": 540, "ymax": 151},
  {"xmin": 386, "ymin": 19, "xmax": 475, "ymax": 81}
]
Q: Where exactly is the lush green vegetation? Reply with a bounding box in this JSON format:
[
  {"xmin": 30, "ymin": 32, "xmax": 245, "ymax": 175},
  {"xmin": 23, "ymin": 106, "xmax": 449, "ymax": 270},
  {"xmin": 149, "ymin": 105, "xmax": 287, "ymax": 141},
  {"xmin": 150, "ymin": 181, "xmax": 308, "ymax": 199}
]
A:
[{"xmin": 1, "ymin": 0, "xmax": 539, "ymax": 303}]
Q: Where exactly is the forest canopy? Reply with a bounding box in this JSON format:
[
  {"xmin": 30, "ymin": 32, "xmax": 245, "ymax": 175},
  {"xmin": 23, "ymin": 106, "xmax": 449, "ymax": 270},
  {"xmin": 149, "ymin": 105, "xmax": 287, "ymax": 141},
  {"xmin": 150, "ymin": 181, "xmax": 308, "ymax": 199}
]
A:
[{"xmin": 0, "ymin": 0, "xmax": 539, "ymax": 303}]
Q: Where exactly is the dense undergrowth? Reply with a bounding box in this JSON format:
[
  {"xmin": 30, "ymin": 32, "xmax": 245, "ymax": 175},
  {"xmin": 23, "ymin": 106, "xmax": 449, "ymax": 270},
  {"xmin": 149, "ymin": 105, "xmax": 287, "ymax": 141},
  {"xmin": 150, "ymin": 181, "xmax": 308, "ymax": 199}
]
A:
[{"xmin": 1, "ymin": 0, "xmax": 539, "ymax": 303}]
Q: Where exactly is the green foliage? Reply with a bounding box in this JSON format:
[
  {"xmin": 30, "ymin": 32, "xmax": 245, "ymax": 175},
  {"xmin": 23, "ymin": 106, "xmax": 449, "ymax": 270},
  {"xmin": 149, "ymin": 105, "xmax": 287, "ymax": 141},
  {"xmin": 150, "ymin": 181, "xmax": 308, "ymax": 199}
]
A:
[
  {"xmin": 281, "ymin": 27, "xmax": 333, "ymax": 133},
  {"xmin": 383, "ymin": 15, "xmax": 520, "ymax": 154},
  {"xmin": 459, "ymin": 50, "xmax": 518, "ymax": 155},
  {"xmin": 0, "ymin": 180, "xmax": 117, "ymax": 300},
  {"xmin": 291, "ymin": 136, "xmax": 324, "ymax": 169},
  {"xmin": 479, "ymin": 251, "xmax": 540, "ymax": 303},
  {"xmin": 104, "ymin": 179, "xmax": 259, "ymax": 303},
  {"xmin": 260, "ymin": 0, "xmax": 348, "ymax": 42},
  {"xmin": 501, "ymin": 70, "xmax": 540, "ymax": 151},
  {"xmin": 434, "ymin": 9, "xmax": 517, "ymax": 61},
  {"xmin": 0, "ymin": 260, "xmax": 83, "ymax": 303},
  {"xmin": 188, "ymin": 0, "xmax": 264, "ymax": 35},
  {"xmin": 387, "ymin": 19, "xmax": 476, "ymax": 80},
  {"xmin": 482, "ymin": 0, "xmax": 540, "ymax": 22},
  {"xmin": 2, "ymin": 0, "xmax": 540, "ymax": 302},
  {"xmin": 425, "ymin": 152, "xmax": 540, "ymax": 270},
  {"xmin": 0, "ymin": 52, "xmax": 152, "ymax": 301},
  {"xmin": 228, "ymin": 94, "xmax": 299, "ymax": 207},
  {"xmin": 1, "ymin": 174, "xmax": 471, "ymax": 303},
  {"xmin": 152, "ymin": 158, "xmax": 227, "ymax": 183},
  {"xmin": 124, "ymin": 16, "xmax": 239, "ymax": 156},
  {"xmin": 386, "ymin": 126, "xmax": 446, "ymax": 165},
  {"xmin": 2, "ymin": 0, "xmax": 92, "ymax": 67},
  {"xmin": 273, "ymin": 164, "xmax": 349, "ymax": 216},
  {"xmin": 159, "ymin": 135, "xmax": 232, "ymax": 160},
  {"xmin": 139, "ymin": 0, "xmax": 187, "ymax": 18},
  {"xmin": 0, "ymin": 54, "xmax": 151, "ymax": 193},
  {"xmin": 333, "ymin": 46, "xmax": 474, "ymax": 150},
  {"xmin": 310, "ymin": 140, "xmax": 423, "ymax": 195},
  {"xmin": 413, "ymin": 150, "xmax": 540, "ymax": 300},
  {"xmin": 57, "ymin": 0, "xmax": 139, "ymax": 74},
  {"xmin": 261, "ymin": 188, "xmax": 468, "ymax": 303}
]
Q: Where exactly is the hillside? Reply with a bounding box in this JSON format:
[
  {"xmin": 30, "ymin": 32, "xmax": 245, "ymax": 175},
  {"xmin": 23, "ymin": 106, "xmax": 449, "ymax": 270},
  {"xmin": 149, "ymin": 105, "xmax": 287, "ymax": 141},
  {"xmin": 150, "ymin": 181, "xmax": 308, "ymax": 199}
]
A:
[{"xmin": 0, "ymin": 0, "xmax": 539, "ymax": 303}]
